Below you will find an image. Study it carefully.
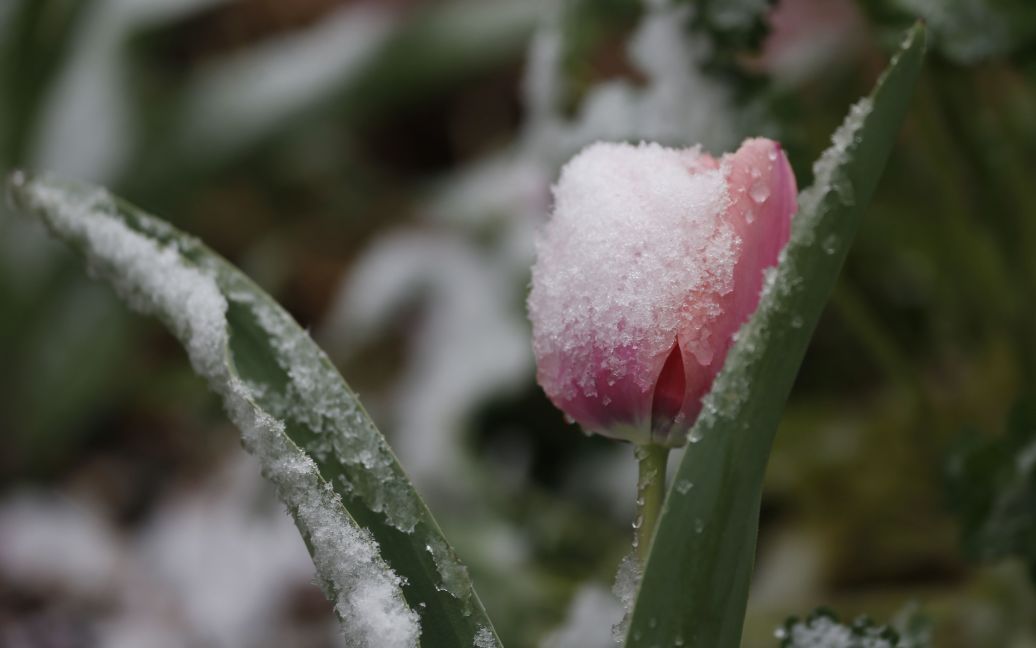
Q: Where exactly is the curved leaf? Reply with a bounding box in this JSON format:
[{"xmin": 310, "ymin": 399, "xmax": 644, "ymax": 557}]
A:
[
  {"xmin": 6, "ymin": 173, "xmax": 501, "ymax": 648},
  {"xmin": 624, "ymin": 24, "xmax": 927, "ymax": 648}
]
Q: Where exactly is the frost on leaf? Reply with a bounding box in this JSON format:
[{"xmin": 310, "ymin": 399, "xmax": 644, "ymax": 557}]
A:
[
  {"xmin": 424, "ymin": 535, "xmax": 474, "ymax": 614},
  {"xmin": 473, "ymin": 626, "xmax": 496, "ymax": 648},
  {"xmin": 797, "ymin": 97, "xmax": 872, "ymax": 219},
  {"xmin": 8, "ymin": 174, "xmax": 421, "ymax": 648},
  {"xmin": 611, "ymin": 552, "xmax": 642, "ymax": 644}
]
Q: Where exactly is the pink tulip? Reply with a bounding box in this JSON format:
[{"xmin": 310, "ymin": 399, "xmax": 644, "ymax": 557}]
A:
[{"xmin": 528, "ymin": 138, "xmax": 797, "ymax": 446}]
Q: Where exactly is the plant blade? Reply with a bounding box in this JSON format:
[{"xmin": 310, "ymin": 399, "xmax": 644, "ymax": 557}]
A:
[
  {"xmin": 625, "ymin": 23, "xmax": 927, "ymax": 648},
  {"xmin": 6, "ymin": 173, "xmax": 501, "ymax": 648}
]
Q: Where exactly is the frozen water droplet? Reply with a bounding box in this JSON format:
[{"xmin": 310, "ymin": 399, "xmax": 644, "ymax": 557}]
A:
[
  {"xmin": 564, "ymin": 414, "xmax": 576, "ymax": 425},
  {"xmin": 632, "ymin": 515, "xmax": 643, "ymax": 530},
  {"xmin": 749, "ymin": 179, "xmax": 769, "ymax": 204},
  {"xmin": 822, "ymin": 234, "xmax": 838, "ymax": 255},
  {"xmin": 694, "ymin": 518, "xmax": 704, "ymax": 534},
  {"xmin": 675, "ymin": 479, "xmax": 694, "ymax": 494},
  {"xmin": 687, "ymin": 428, "xmax": 703, "ymax": 444},
  {"xmin": 790, "ymin": 315, "xmax": 803, "ymax": 329},
  {"xmin": 767, "ymin": 148, "xmax": 778, "ymax": 162}
]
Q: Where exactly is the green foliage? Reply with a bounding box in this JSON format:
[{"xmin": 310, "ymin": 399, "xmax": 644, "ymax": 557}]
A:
[
  {"xmin": 946, "ymin": 396, "xmax": 1036, "ymax": 581},
  {"xmin": 624, "ymin": 24, "xmax": 927, "ymax": 648},
  {"xmin": 691, "ymin": 0, "xmax": 773, "ymax": 65},
  {"xmin": 891, "ymin": 0, "xmax": 1036, "ymax": 63}
]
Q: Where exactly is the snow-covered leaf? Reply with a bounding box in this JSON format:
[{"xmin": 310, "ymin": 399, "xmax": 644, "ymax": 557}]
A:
[{"xmin": 6, "ymin": 173, "xmax": 501, "ymax": 648}]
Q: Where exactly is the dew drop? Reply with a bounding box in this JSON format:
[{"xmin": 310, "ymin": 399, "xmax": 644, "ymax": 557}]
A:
[
  {"xmin": 749, "ymin": 179, "xmax": 770, "ymax": 204},
  {"xmin": 675, "ymin": 480, "xmax": 694, "ymax": 495},
  {"xmin": 822, "ymin": 234, "xmax": 838, "ymax": 255}
]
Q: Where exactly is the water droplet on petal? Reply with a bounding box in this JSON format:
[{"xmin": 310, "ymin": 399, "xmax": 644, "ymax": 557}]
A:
[{"xmin": 749, "ymin": 179, "xmax": 770, "ymax": 204}]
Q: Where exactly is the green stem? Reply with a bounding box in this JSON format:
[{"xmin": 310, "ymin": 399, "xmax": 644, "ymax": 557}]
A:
[{"xmin": 634, "ymin": 444, "xmax": 670, "ymax": 564}]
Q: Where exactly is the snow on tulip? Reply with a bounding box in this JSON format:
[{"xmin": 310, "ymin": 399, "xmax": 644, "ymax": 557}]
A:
[{"xmin": 528, "ymin": 138, "xmax": 797, "ymax": 447}]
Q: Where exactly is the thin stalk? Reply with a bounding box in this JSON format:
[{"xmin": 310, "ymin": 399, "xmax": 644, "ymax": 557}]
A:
[{"xmin": 634, "ymin": 444, "xmax": 670, "ymax": 564}]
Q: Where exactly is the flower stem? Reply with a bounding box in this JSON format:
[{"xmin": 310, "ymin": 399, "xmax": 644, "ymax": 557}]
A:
[{"xmin": 634, "ymin": 444, "xmax": 669, "ymax": 564}]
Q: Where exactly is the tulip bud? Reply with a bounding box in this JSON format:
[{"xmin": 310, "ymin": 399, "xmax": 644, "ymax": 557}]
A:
[{"xmin": 528, "ymin": 138, "xmax": 797, "ymax": 446}]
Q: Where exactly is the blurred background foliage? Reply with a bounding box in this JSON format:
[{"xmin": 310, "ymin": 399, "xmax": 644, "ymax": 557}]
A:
[{"xmin": 1, "ymin": 0, "xmax": 1036, "ymax": 646}]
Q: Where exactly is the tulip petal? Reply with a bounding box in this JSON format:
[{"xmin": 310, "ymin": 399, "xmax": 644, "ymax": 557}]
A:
[
  {"xmin": 651, "ymin": 342, "xmax": 686, "ymax": 439},
  {"xmin": 528, "ymin": 138, "xmax": 796, "ymax": 446},
  {"xmin": 672, "ymin": 139, "xmax": 797, "ymax": 437}
]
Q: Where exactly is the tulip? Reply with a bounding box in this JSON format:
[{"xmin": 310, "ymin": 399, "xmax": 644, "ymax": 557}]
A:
[{"xmin": 528, "ymin": 138, "xmax": 797, "ymax": 447}]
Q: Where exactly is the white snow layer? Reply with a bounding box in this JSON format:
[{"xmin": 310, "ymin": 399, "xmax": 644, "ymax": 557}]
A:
[
  {"xmin": 12, "ymin": 175, "xmax": 420, "ymax": 648},
  {"xmin": 177, "ymin": 3, "xmax": 395, "ymax": 160},
  {"xmin": 0, "ymin": 454, "xmax": 341, "ymax": 648},
  {"xmin": 30, "ymin": 0, "xmax": 228, "ymax": 184},
  {"xmin": 528, "ymin": 141, "xmax": 736, "ymax": 398},
  {"xmin": 540, "ymin": 585, "xmax": 623, "ymax": 648},
  {"xmin": 0, "ymin": 494, "xmax": 121, "ymax": 598}
]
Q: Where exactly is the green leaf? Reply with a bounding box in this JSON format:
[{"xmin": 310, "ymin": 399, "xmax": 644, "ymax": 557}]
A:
[
  {"xmin": 6, "ymin": 173, "xmax": 501, "ymax": 648},
  {"xmin": 895, "ymin": 0, "xmax": 1036, "ymax": 63},
  {"xmin": 624, "ymin": 24, "xmax": 927, "ymax": 648},
  {"xmin": 945, "ymin": 395, "xmax": 1036, "ymax": 581}
]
